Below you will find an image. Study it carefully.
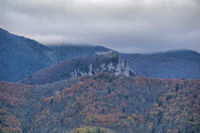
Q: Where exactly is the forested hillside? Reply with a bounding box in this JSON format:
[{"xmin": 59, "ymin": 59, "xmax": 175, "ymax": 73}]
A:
[{"xmin": 1, "ymin": 73, "xmax": 199, "ymax": 133}]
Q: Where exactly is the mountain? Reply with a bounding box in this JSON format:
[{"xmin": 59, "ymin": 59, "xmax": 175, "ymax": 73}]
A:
[
  {"xmin": 121, "ymin": 50, "xmax": 200, "ymax": 79},
  {"xmin": 1, "ymin": 73, "xmax": 200, "ymax": 133},
  {"xmin": 21, "ymin": 51, "xmax": 135, "ymax": 84},
  {"xmin": 0, "ymin": 28, "xmax": 57, "ymax": 81},
  {"xmin": 1, "ymin": 28, "xmax": 200, "ymax": 82},
  {"xmin": 0, "ymin": 28, "xmax": 110, "ymax": 82}
]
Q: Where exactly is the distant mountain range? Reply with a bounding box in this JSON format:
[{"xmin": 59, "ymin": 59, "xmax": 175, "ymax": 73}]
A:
[
  {"xmin": 121, "ymin": 50, "xmax": 200, "ymax": 79},
  {"xmin": 0, "ymin": 28, "xmax": 200, "ymax": 82}
]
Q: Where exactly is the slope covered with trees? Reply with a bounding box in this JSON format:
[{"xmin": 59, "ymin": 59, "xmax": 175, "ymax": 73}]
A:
[
  {"xmin": 0, "ymin": 82, "xmax": 34, "ymax": 133},
  {"xmin": 1, "ymin": 73, "xmax": 199, "ymax": 133}
]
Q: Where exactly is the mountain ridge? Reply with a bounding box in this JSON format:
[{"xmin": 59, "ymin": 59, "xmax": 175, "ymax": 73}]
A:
[
  {"xmin": 0, "ymin": 28, "xmax": 110, "ymax": 81},
  {"xmin": 21, "ymin": 51, "xmax": 135, "ymax": 84},
  {"xmin": 0, "ymin": 28, "xmax": 200, "ymax": 81}
]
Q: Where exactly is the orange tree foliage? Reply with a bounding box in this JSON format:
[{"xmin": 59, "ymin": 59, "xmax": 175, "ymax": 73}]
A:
[
  {"xmin": 0, "ymin": 109, "xmax": 23, "ymax": 133},
  {"xmin": 0, "ymin": 82, "xmax": 34, "ymax": 133},
  {"xmin": 28, "ymin": 73, "xmax": 199, "ymax": 133},
  {"xmin": 0, "ymin": 82, "xmax": 33, "ymax": 106},
  {"xmin": 1, "ymin": 73, "xmax": 200, "ymax": 133},
  {"xmin": 149, "ymin": 80, "xmax": 200, "ymax": 133}
]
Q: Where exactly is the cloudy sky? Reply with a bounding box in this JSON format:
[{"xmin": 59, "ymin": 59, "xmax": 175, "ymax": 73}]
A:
[{"xmin": 0, "ymin": 0, "xmax": 200, "ymax": 53}]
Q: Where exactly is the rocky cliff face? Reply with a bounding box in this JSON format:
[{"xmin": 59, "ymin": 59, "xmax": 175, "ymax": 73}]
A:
[
  {"xmin": 21, "ymin": 51, "xmax": 135, "ymax": 84},
  {"xmin": 70, "ymin": 51, "xmax": 135, "ymax": 78}
]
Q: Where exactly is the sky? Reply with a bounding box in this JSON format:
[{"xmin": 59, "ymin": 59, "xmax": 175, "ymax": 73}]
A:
[{"xmin": 0, "ymin": 0, "xmax": 200, "ymax": 53}]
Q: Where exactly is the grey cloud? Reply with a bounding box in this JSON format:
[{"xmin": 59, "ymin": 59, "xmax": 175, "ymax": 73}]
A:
[{"xmin": 0, "ymin": 0, "xmax": 200, "ymax": 53}]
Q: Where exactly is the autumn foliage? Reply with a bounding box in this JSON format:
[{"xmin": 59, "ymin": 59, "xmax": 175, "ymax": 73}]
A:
[{"xmin": 0, "ymin": 73, "xmax": 200, "ymax": 133}]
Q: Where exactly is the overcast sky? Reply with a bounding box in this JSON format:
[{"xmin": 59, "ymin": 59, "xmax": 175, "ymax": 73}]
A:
[{"xmin": 0, "ymin": 0, "xmax": 200, "ymax": 53}]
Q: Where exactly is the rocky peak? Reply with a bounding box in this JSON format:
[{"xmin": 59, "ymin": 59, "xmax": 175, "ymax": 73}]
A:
[
  {"xmin": 22, "ymin": 51, "xmax": 135, "ymax": 84},
  {"xmin": 71, "ymin": 51, "xmax": 135, "ymax": 78}
]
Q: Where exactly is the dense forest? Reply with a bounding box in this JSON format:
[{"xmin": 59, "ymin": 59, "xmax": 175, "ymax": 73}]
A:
[{"xmin": 1, "ymin": 73, "xmax": 199, "ymax": 133}]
